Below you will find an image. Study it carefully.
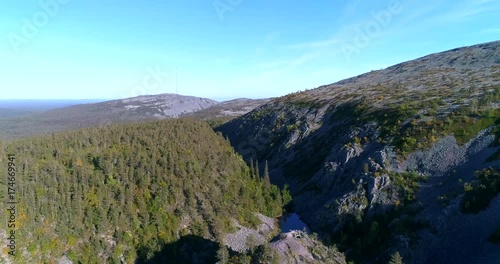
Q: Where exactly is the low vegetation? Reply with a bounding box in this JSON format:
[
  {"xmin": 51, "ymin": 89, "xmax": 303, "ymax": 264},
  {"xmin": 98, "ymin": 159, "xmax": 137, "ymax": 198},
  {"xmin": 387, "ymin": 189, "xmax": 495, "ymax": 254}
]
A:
[
  {"xmin": 324, "ymin": 85, "xmax": 500, "ymax": 156},
  {"xmin": 389, "ymin": 171, "xmax": 428, "ymax": 206},
  {"xmin": 461, "ymin": 167, "xmax": 500, "ymax": 214}
]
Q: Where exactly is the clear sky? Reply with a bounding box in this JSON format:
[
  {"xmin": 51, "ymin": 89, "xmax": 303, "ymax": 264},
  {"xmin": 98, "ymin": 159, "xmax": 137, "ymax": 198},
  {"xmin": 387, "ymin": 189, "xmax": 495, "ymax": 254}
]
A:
[{"xmin": 1, "ymin": 0, "xmax": 499, "ymax": 100}]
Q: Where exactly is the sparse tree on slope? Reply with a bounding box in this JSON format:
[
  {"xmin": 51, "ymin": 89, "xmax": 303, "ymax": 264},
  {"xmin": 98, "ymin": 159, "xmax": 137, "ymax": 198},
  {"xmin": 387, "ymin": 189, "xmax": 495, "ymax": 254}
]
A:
[
  {"xmin": 389, "ymin": 251, "xmax": 403, "ymax": 264},
  {"xmin": 264, "ymin": 160, "xmax": 271, "ymax": 187}
]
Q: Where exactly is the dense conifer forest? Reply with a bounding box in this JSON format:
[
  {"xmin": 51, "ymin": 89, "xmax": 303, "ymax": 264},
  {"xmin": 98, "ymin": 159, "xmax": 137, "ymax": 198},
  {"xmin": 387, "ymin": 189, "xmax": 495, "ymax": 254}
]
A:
[{"xmin": 0, "ymin": 119, "xmax": 285, "ymax": 263}]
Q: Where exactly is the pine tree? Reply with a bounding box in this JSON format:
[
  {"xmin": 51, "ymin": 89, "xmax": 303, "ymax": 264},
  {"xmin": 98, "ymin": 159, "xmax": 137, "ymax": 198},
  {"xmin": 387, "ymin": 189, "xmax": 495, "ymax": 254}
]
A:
[{"xmin": 249, "ymin": 159, "xmax": 255, "ymax": 179}]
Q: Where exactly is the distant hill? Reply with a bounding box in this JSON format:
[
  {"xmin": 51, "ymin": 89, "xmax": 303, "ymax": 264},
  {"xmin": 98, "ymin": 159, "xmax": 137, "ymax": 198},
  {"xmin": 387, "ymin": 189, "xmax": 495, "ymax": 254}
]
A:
[
  {"xmin": 0, "ymin": 108, "xmax": 32, "ymax": 119},
  {"xmin": 118, "ymin": 93, "xmax": 218, "ymax": 117},
  {"xmin": 0, "ymin": 100, "xmax": 104, "ymax": 119},
  {"xmin": 0, "ymin": 94, "xmax": 272, "ymax": 140},
  {"xmin": 0, "ymin": 94, "xmax": 218, "ymax": 140},
  {"xmin": 0, "ymin": 99, "xmax": 104, "ymax": 110}
]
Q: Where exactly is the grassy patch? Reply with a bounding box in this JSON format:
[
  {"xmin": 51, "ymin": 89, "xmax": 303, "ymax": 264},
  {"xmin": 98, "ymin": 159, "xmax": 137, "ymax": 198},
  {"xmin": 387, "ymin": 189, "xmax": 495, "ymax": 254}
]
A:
[
  {"xmin": 336, "ymin": 86, "xmax": 500, "ymax": 156},
  {"xmin": 462, "ymin": 167, "xmax": 500, "ymax": 214},
  {"xmin": 451, "ymin": 110, "xmax": 499, "ymax": 144},
  {"xmin": 332, "ymin": 85, "xmax": 500, "ymax": 156},
  {"xmin": 393, "ymin": 108, "xmax": 500, "ymax": 156},
  {"xmin": 277, "ymin": 86, "xmax": 499, "ymax": 184},
  {"xmin": 388, "ymin": 171, "xmax": 428, "ymax": 205}
]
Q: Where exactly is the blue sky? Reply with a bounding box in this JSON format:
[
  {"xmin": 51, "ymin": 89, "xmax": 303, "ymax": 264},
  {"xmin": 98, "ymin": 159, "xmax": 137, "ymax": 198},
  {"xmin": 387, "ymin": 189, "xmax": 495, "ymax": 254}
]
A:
[{"xmin": 0, "ymin": 0, "xmax": 499, "ymax": 100}]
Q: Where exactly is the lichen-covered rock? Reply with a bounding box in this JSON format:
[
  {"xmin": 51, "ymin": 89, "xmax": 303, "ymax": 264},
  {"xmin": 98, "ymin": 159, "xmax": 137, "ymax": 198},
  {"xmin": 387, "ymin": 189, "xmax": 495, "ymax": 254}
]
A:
[
  {"xmin": 366, "ymin": 175, "xmax": 398, "ymax": 217},
  {"xmin": 223, "ymin": 214, "xmax": 278, "ymax": 253},
  {"xmin": 270, "ymin": 231, "xmax": 346, "ymax": 264}
]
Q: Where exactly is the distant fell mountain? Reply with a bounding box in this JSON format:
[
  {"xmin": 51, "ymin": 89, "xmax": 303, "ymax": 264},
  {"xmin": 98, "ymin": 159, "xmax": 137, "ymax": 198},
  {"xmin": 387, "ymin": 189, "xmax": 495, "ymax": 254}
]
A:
[
  {"xmin": 0, "ymin": 93, "xmax": 218, "ymax": 139},
  {"xmin": 119, "ymin": 93, "xmax": 218, "ymax": 118}
]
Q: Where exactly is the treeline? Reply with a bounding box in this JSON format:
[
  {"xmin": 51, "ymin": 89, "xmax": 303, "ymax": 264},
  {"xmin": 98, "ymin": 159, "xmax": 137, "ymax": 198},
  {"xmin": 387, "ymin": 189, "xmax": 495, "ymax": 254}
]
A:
[{"xmin": 0, "ymin": 118, "xmax": 284, "ymax": 263}]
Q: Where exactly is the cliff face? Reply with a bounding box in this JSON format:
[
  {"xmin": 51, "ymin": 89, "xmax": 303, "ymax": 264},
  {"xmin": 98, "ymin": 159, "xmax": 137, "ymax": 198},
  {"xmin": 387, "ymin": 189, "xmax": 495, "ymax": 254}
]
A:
[{"xmin": 218, "ymin": 41, "xmax": 500, "ymax": 263}]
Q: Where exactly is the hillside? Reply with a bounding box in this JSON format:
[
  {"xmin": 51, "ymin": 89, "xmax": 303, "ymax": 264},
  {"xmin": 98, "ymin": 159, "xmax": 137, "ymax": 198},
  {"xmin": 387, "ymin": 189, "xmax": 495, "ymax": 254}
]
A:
[
  {"xmin": 185, "ymin": 98, "xmax": 271, "ymax": 126},
  {"xmin": 218, "ymin": 40, "xmax": 500, "ymax": 263},
  {"xmin": 186, "ymin": 98, "xmax": 271, "ymax": 119},
  {"xmin": 0, "ymin": 95, "xmax": 270, "ymax": 141},
  {"xmin": 0, "ymin": 94, "xmax": 217, "ymax": 140},
  {"xmin": 0, "ymin": 100, "xmax": 105, "ymax": 119},
  {"xmin": 0, "ymin": 119, "xmax": 286, "ymax": 263},
  {"xmin": 0, "ymin": 108, "xmax": 32, "ymax": 119}
]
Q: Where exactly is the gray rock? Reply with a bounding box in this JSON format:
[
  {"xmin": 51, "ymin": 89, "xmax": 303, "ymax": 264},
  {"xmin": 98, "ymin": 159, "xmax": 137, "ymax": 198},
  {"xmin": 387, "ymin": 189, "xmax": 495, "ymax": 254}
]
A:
[
  {"xmin": 223, "ymin": 214, "xmax": 277, "ymax": 253},
  {"xmin": 58, "ymin": 256, "xmax": 73, "ymax": 264},
  {"xmin": 270, "ymin": 231, "xmax": 346, "ymax": 264}
]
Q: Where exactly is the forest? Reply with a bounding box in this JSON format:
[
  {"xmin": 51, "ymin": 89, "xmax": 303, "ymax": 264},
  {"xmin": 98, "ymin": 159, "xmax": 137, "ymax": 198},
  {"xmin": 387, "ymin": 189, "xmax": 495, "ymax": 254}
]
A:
[{"xmin": 0, "ymin": 118, "xmax": 285, "ymax": 263}]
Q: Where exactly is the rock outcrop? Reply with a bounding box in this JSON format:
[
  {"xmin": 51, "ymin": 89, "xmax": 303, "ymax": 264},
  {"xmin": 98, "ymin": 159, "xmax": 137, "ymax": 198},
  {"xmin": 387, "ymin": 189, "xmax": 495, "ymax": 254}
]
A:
[{"xmin": 270, "ymin": 231, "xmax": 346, "ymax": 264}]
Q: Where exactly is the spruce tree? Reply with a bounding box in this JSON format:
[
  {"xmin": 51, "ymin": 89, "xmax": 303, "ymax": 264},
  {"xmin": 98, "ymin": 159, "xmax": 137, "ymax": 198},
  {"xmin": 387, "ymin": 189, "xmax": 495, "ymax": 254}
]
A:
[
  {"xmin": 263, "ymin": 160, "xmax": 271, "ymax": 187},
  {"xmin": 249, "ymin": 158, "xmax": 255, "ymax": 179},
  {"xmin": 389, "ymin": 251, "xmax": 403, "ymax": 264},
  {"xmin": 255, "ymin": 160, "xmax": 260, "ymax": 179}
]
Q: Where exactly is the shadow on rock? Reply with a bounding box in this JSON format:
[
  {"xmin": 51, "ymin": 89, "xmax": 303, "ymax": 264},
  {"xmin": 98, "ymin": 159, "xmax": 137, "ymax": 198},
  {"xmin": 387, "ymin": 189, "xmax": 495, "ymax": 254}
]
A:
[{"xmin": 135, "ymin": 235, "xmax": 219, "ymax": 264}]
